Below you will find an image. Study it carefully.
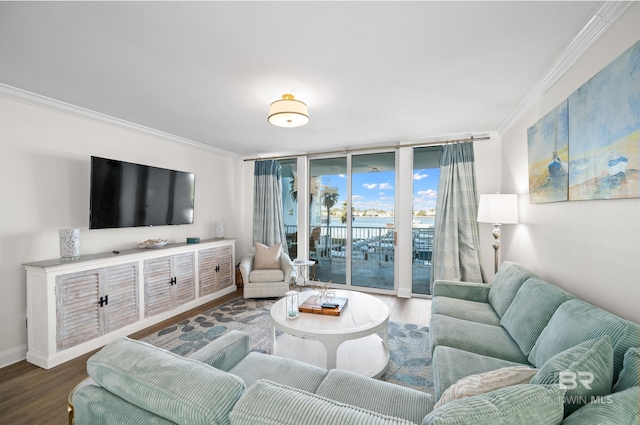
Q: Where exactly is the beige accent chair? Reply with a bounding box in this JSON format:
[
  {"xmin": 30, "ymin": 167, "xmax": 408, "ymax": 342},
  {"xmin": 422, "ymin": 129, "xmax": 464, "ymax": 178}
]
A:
[{"xmin": 239, "ymin": 248, "xmax": 294, "ymax": 299}]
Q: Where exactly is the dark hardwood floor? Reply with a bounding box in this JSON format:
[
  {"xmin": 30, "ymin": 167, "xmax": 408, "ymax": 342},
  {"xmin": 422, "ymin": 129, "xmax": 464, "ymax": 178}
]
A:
[
  {"xmin": 0, "ymin": 290, "xmax": 241, "ymax": 425},
  {"xmin": 0, "ymin": 289, "xmax": 430, "ymax": 425}
]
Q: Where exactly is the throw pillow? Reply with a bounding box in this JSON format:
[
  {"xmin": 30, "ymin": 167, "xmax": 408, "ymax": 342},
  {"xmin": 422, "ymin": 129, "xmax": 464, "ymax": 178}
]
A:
[
  {"xmin": 529, "ymin": 337, "xmax": 613, "ymax": 417},
  {"xmin": 435, "ymin": 366, "xmax": 539, "ymax": 409},
  {"xmin": 562, "ymin": 386, "xmax": 639, "ymax": 425},
  {"xmin": 612, "ymin": 347, "xmax": 639, "ymax": 392},
  {"xmin": 423, "ymin": 384, "xmax": 565, "ymax": 425},
  {"xmin": 253, "ymin": 242, "xmax": 282, "ymax": 270}
]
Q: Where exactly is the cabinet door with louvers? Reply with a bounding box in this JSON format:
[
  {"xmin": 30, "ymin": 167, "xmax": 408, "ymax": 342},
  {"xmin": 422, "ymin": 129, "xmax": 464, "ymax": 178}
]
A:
[
  {"xmin": 144, "ymin": 253, "xmax": 195, "ymax": 317},
  {"xmin": 56, "ymin": 270, "xmax": 102, "ymax": 351},
  {"xmin": 199, "ymin": 245, "xmax": 233, "ymax": 296},
  {"xmin": 216, "ymin": 245, "xmax": 233, "ymax": 290},
  {"xmin": 103, "ymin": 263, "xmax": 139, "ymax": 334},
  {"xmin": 55, "ymin": 262, "xmax": 138, "ymax": 351},
  {"xmin": 173, "ymin": 252, "xmax": 195, "ymax": 307},
  {"xmin": 144, "ymin": 256, "xmax": 174, "ymax": 317}
]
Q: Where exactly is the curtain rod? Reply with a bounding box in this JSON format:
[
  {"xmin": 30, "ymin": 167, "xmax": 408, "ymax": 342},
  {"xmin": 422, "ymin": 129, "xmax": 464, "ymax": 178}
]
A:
[{"xmin": 243, "ymin": 135, "xmax": 491, "ymax": 162}]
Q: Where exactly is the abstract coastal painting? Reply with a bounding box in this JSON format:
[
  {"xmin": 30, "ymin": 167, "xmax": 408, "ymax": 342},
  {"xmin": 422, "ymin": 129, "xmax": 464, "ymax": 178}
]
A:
[
  {"xmin": 527, "ymin": 100, "xmax": 569, "ymax": 203},
  {"xmin": 568, "ymin": 39, "xmax": 640, "ymax": 201},
  {"xmin": 527, "ymin": 38, "xmax": 640, "ymax": 203}
]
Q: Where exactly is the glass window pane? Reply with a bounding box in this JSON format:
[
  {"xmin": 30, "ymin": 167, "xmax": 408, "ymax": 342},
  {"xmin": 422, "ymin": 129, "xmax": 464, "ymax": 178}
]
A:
[
  {"xmin": 279, "ymin": 159, "xmax": 297, "ymax": 258},
  {"xmin": 310, "ymin": 157, "xmax": 347, "ymax": 284},
  {"xmin": 412, "ymin": 146, "xmax": 441, "ymax": 295},
  {"xmin": 351, "ymin": 152, "xmax": 395, "ymax": 290}
]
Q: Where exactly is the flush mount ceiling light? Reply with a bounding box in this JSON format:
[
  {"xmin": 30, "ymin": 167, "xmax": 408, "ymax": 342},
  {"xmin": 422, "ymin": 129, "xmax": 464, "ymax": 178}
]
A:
[{"xmin": 268, "ymin": 94, "xmax": 309, "ymax": 128}]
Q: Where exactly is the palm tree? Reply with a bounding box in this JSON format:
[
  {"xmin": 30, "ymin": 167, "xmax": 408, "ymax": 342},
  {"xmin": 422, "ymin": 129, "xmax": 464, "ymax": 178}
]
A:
[
  {"xmin": 321, "ymin": 187, "xmax": 340, "ymax": 254},
  {"xmin": 340, "ymin": 201, "xmax": 355, "ymax": 224},
  {"xmin": 289, "ymin": 174, "xmax": 314, "ymax": 204}
]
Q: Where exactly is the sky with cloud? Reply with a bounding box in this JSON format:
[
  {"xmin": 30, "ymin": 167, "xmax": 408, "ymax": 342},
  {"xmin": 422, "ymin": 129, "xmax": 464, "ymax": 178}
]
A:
[{"xmin": 318, "ymin": 166, "xmax": 439, "ymax": 213}]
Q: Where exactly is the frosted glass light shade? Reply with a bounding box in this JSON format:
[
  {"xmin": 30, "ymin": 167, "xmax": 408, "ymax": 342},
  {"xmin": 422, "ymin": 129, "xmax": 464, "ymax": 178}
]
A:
[
  {"xmin": 477, "ymin": 194, "xmax": 519, "ymax": 224},
  {"xmin": 268, "ymin": 94, "xmax": 309, "ymax": 128}
]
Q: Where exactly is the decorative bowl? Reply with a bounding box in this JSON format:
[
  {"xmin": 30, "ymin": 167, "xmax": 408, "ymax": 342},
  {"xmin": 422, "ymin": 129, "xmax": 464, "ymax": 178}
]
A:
[{"xmin": 139, "ymin": 239, "xmax": 169, "ymax": 249}]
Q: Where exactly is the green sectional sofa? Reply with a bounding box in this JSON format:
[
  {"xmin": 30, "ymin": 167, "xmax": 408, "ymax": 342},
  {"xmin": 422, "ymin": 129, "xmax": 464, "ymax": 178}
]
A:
[
  {"xmin": 72, "ymin": 332, "xmax": 435, "ymax": 425},
  {"xmin": 72, "ymin": 330, "xmax": 570, "ymax": 425},
  {"xmin": 71, "ymin": 261, "xmax": 639, "ymax": 424},
  {"xmin": 430, "ymin": 261, "xmax": 640, "ymax": 422}
]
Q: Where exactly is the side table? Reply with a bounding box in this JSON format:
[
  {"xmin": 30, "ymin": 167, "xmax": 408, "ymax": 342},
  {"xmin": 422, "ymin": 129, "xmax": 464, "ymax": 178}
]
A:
[{"xmin": 292, "ymin": 259, "xmax": 315, "ymax": 288}]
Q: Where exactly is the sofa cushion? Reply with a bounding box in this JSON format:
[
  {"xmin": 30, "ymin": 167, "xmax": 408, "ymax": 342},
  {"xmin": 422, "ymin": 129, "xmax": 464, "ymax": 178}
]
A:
[
  {"xmin": 530, "ymin": 337, "xmax": 614, "ymax": 416},
  {"xmin": 487, "ymin": 261, "xmax": 537, "ymax": 317},
  {"xmin": 188, "ymin": 330, "xmax": 250, "ymax": 372},
  {"xmin": 612, "ymin": 347, "xmax": 639, "ymax": 392},
  {"xmin": 432, "ymin": 280, "xmax": 491, "ymax": 303},
  {"xmin": 435, "ymin": 366, "xmax": 539, "ymax": 409},
  {"xmin": 228, "ymin": 380, "xmax": 415, "ymax": 425},
  {"xmin": 429, "ymin": 314, "xmax": 528, "ymax": 364},
  {"xmin": 431, "ymin": 296, "xmax": 500, "ymax": 326},
  {"xmin": 74, "ymin": 384, "xmax": 176, "ymax": 425},
  {"xmin": 229, "ymin": 352, "xmax": 327, "ymax": 393},
  {"xmin": 528, "ymin": 299, "xmax": 640, "ymax": 382},
  {"xmin": 422, "ymin": 384, "xmax": 565, "ymax": 425},
  {"xmin": 87, "ymin": 337, "xmax": 245, "ymax": 425},
  {"xmin": 253, "ymin": 242, "xmax": 282, "ymax": 270},
  {"xmin": 432, "ymin": 346, "xmax": 527, "ymax": 401},
  {"xmin": 561, "ymin": 386, "xmax": 639, "ymax": 425},
  {"xmin": 316, "ymin": 369, "xmax": 434, "ymax": 424},
  {"xmin": 248, "ymin": 268, "xmax": 284, "ymax": 283},
  {"xmin": 501, "ymin": 278, "xmax": 574, "ymax": 356}
]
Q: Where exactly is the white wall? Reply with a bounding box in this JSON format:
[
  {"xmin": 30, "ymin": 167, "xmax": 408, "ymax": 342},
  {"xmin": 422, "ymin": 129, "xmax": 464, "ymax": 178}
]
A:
[
  {"xmin": 500, "ymin": 3, "xmax": 640, "ymax": 324},
  {"xmin": 236, "ymin": 160, "xmax": 256, "ymax": 258},
  {"xmin": 0, "ymin": 95, "xmax": 247, "ymax": 367},
  {"xmin": 474, "ymin": 135, "xmax": 503, "ymax": 282}
]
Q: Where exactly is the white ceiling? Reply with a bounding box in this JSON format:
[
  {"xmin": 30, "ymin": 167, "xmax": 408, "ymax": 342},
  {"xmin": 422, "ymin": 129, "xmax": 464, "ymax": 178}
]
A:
[{"xmin": 0, "ymin": 1, "xmax": 612, "ymax": 158}]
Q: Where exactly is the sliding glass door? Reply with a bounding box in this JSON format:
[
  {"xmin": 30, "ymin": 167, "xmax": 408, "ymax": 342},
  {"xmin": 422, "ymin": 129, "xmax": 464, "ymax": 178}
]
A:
[
  {"xmin": 309, "ymin": 152, "xmax": 396, "ymax": 291},
  {"xmin": 309, "ymin": 157, "xmax": 348, "ymax": 285},
  {"xmin": 411, "ymin": 146, "xmax": 441, "ymax": 295},
  {"xmin": 351, "ymin": 153, "xmax": 395, "ymax": 290}
]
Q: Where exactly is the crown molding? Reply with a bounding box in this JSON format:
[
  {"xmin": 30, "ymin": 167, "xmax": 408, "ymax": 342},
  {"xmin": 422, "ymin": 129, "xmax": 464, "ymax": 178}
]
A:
[
  {"xmin": 0, "ymin": 83, "xmax": 240, "ymax": 158},
  {"xmin": 497, "ymin": 1, "xmax": 633, "ymax": 135}
]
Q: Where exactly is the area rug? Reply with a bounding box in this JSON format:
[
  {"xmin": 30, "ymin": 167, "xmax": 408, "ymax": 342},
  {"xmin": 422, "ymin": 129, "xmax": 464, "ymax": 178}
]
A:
[{"xmin": 141, "ymin": 296, "xmax": 434, "ymax": 396}]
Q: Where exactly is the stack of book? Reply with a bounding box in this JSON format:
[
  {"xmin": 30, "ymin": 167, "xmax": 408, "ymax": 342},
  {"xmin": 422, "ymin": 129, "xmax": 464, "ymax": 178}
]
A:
[{"xmin": 299, "ymin": 296, "xmax": 348, "ymax": 316}]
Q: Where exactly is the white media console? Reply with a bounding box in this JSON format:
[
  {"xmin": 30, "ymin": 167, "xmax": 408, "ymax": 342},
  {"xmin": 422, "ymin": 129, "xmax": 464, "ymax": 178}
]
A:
[{"xmin": 23, "ymin": 238, "xmax": 236, "ymax": 369}]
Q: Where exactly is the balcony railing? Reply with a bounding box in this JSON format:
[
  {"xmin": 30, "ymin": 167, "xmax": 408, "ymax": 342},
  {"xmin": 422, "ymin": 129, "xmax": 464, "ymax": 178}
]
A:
[
  {"xmin": 284, "ymin": 224, "xmax": 433, "ymax": 295},
  {"xmin": 285, "ymin": 225, "xmax": 433, "ymax": 265}
]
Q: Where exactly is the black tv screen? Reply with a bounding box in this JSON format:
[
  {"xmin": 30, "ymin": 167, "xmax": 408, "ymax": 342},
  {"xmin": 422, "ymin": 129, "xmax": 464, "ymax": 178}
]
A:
[{"xmin": 90, "ymin": 156, "xmax": 195, "ymax": 229}]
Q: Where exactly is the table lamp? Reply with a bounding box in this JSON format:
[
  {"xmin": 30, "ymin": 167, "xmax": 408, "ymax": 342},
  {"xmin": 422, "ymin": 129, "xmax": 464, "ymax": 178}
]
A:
[{"xmin": 477, "ymin": 194, "xmax": 518, "ymax": 274}]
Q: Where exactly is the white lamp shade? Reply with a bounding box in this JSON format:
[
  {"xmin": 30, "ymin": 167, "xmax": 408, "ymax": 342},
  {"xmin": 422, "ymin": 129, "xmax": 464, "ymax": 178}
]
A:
[
  {"xmin": 268, "ymin": 94, "xmax": 309, "ymax": 128},
  {"xmin": 477, "ymin": 194, "xmax": 518, "ymax": 224}
]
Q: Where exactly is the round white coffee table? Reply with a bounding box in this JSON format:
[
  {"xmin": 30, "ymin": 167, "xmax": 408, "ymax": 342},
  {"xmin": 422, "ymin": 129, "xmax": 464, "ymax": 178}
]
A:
[{"xmin": 270, "ymin": 289, "xmax": 390, "ymax": 378}]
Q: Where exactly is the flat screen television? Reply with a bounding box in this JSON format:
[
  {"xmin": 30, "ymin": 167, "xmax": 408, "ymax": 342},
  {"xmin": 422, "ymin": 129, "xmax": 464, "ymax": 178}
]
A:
[{"xmin": 90, "ymin": 156, "xmax": 195, "ymax": 229}]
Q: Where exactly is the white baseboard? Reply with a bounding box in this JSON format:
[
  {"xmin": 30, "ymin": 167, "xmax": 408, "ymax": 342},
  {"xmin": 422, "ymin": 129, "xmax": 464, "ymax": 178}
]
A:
[{"xmin": 0, "ymin": 344, "xmax": 27, "ymax": 369}]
